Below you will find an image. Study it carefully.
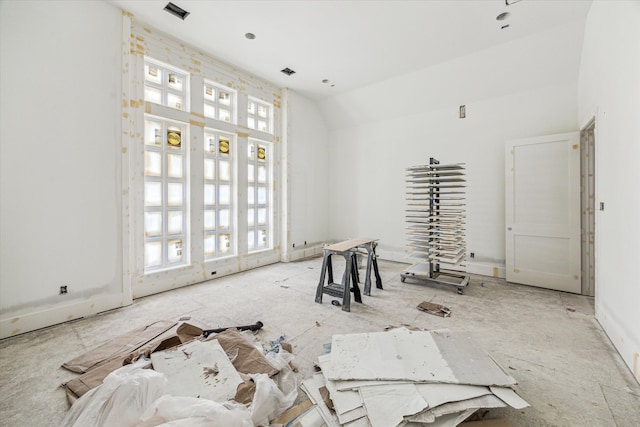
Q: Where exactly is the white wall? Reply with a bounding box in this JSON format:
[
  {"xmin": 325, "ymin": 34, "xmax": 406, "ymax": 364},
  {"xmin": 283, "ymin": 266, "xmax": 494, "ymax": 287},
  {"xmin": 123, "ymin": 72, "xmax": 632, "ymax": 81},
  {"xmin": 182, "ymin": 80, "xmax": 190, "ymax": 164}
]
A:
[
  {"xmin": 0, "ymin": 1, "xmax": 125, "ymax": 337},
  {"xmin": 578, "ymin": 0, "xmax": 640, "ymax": 383},
  {"xmin": 283, "ymin": 90, "xmax": 331, "ymax": 260},
  {"xmin": 320, "ymin": 22, "xmax": 583, "ymax": 275}
]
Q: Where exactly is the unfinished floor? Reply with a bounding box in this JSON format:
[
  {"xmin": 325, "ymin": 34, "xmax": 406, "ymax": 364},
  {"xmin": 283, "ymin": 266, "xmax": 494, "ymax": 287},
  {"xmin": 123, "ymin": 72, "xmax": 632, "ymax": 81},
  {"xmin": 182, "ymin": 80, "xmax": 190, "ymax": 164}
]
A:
[{"xmin": 0, "ymin": 258, "xmax": 638, "ymax": 426}]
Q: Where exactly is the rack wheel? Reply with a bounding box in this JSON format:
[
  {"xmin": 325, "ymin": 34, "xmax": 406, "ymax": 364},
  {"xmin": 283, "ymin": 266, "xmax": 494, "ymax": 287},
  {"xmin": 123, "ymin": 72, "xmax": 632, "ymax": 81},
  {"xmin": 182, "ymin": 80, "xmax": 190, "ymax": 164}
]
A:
[
  {"xmin": 401, "ymin": 276, "xmax": 406, "ymax": 282},
  {"xmin": 457, "ymin": 287, "xmax": 464, "ymax": 295}
]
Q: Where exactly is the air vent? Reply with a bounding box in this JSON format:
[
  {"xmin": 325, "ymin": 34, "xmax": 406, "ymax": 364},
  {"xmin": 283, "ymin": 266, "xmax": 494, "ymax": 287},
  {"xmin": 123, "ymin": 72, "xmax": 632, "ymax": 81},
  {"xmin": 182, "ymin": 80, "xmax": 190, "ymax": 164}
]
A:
[
  {"xmin": 164, "ymin": 2, "xmax": 190, "ymax": 20},
  {"xmin": 281, "ymin": 68, "xmax": 296, "ymax": 76}
]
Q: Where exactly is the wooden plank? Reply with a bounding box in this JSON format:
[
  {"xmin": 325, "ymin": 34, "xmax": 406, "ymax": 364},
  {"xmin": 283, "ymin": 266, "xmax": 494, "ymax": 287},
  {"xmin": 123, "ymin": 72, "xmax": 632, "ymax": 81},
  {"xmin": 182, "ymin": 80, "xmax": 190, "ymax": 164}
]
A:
[{"xmin": 325, "ymin": 237, "xmax": 377, "ymax": 252}]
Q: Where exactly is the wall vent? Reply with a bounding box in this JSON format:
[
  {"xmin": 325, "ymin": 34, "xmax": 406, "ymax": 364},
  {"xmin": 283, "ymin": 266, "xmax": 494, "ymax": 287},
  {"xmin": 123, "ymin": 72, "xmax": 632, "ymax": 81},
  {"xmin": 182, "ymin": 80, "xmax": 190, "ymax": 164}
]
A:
[{"xmin": 281, "ymin": 68, "xmax": 296, "ymax": 76}]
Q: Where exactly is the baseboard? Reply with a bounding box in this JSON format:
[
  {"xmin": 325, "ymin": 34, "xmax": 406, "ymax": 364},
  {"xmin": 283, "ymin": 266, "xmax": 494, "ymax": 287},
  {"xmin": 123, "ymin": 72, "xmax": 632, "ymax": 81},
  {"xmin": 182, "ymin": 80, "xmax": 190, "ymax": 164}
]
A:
[
  {"xmin": 283, "ymin": 244, "xmax": 324, "ymax": 262},
  {"xmin": 465, "ymin": 262, "xmax": 506, "ymax": 279},
  {"xmin": 596, "ymin": 303, "xmax": 640, "ymax": 385},
  {"xmin": 0, "ymin": 293, "xmax": 128, "ymax": 339}
]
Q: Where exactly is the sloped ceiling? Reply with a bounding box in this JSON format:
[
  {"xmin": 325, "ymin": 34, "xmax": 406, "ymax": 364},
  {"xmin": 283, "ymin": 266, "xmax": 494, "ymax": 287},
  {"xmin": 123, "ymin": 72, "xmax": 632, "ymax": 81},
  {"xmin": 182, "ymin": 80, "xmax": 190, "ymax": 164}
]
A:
[{"xmin": 108, "ymin": 0, "xmax": 592, "ymax": 101}]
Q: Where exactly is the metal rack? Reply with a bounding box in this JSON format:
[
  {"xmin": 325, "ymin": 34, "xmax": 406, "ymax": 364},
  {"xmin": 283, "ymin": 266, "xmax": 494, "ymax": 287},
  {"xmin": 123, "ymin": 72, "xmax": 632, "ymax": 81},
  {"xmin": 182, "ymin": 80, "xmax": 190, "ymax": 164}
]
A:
[{"xmin": 400, "ymin": 158, "xmax": 470, "ymax": 294}]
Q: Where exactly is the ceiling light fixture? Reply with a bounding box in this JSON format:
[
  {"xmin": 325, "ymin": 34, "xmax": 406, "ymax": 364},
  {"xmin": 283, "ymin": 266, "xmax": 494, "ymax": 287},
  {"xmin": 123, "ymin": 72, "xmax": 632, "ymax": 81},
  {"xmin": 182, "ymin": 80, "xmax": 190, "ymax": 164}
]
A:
[
  {"xmin": 281, "ymin": 68, "xmax": 296, "ymax": 76},
  {"xmin": 163, "ymin": 2, "xmax": 190, "ymax": 20},
  {"xmin": 496, "ymin": 12, "xmax": 509, "ymax": 21},
  {"xmin": 245, "ymin": 33, "xmax": 256, "ymax": 40},
  {"xmin": 322, "ymin": 79, "xmax": 330, "ymax": 84}
]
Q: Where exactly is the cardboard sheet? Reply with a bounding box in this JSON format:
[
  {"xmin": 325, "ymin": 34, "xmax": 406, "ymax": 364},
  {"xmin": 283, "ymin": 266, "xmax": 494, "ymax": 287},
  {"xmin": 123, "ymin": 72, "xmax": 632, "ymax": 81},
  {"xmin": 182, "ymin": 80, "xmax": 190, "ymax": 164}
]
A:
[
  {"xmin": 62, "ymin": 320, "xmax": 177, "ymax": 373},
  {"xmin": 150, "ymin": 339, "xmax": 243, "ymax": 402}
]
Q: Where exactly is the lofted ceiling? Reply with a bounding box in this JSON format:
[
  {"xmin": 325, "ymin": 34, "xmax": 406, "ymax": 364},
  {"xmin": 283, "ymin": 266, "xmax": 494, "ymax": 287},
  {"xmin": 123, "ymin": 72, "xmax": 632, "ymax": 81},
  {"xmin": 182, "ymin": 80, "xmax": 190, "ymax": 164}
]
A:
[{"xmin": 107, "ymin": 0, "xmax": 592, "ymax": 101}]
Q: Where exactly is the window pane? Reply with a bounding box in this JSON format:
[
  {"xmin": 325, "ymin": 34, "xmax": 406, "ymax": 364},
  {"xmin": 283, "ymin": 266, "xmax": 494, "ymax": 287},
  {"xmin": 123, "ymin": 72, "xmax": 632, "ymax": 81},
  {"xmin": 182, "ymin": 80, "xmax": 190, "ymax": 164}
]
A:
[
  {"xmin": 219, "ymin": 233, "xmax": 231, "ymax": 254},
  {"xmin": 204, "ymin": 85, "xmax": 215, "ymax": 99},
  {"xmin": 167, "ymin": 126, "xmax": 182, "ymax": 149},
  {"xmin": 219, "ymin": 91, "xmax": 231, "ymax": 105},
  {"xmin": 248, "ymin": 102, "xmax": 256, "ymax": 114},
  {"xmin": 167, "ymin": 93, "xmax": 183, "ymax": 110},
  {"xmin": 257, "ymin": 186, "xmax": 267, "ymax": 204},
  {"xmin": 248, "ymin": 164, "xmax": 254, "ymax": 182},
  {"xmin": 219, "ymin": 138, "xmax": 230, "ymax": 156},
  {"xmin": 204, "ymin": 184, "xmax": 215, "ymax": 205},
  {"xmin": 257, "ymin": 104, "xmax": 267, "ymax": 118},
  {"xmin": 257, "ymin": 165, "xmax": 266, "ymax": 182},
  {"xmin": 145, "ymin": 65, "xmax": 161, "ymax": 84},
  {"xmin": 145, "ymin": 212, "xmax": 162, "ymax": 237},
  {"xmin": 167, "ymin": 154, "xmax": 183, "ymax": 178},
  {"xmin": 167, "ymin": 73, "xmax": 183, "ymax": 91},
  {"xmin": 167, "ymin": 182, "xmax": 183, "ymax": 206},
  {"xmin": 219, "ymin": 109, "xmax": 231, "ymax": 122},
  {"xmin": 168, "ymin": 239, "xmax": 183, "ymax": 263},
  {"xmin": 167, "ymin": 210, "xmax": 183, "ymax": 235},
  {"xmin": 248, "ymin": 144, "xmax": 254, "ymax": 159},
  {"xmin": 248, "ymin": 186, "xmax": 255, "ymax": 205},
  {"xmin": 145, "ymin": 86, "xmax": 162, "ymax": 104},
  {"xmin": 248, "ymin": 231, "xmax": 255, "ymax": 250},
  {"xmin": 145, "ymin": 121, "xmax": 162, "ymax": 146},
  {"xmin": 219, "ymin": 209, "xmax": 230, "ymax": 229},
  {"xmin": 204, "ymin": 235, "xmax": 215, "ymax": 257},
  {"xmin": 145, "ymin": 241, "xmax": 162, "ymax": 268},
  {"xmin": 258, "ymin": 120, "xmax": 267, "ymax": 132},
  {"xmin": 258, "ymin": 229, "xmax": 267, "ymax": 247},
  {"xmin": 145, "ymin": 182, "xmax": 162, "ymax": 206},
  {"xmin": 145, "ymin": 151, "xmax": 162, "ymax": 176},
  {"xmin": 248, "ymin": 208, "xmax": 255, "ymax": 226},
  {"xmin": 204, "ymin": 104, "xmax": 216, "ymax": 119},
  {"xmin": 219, "ymin": 185, "xmax": 231, "ymax": 205},
  {"xmin": 219, "ymin": 160, "xmax": 231, "ymax": 181},
  {"xmin": 204, "ymin": 159, "xmax": 215, "ymax": 180},
  {"xmin": 205, "ymin": 136, "xmax": 216, "ymax": 153},
  {"xmin": 248, "ymin": 117, "xmax": 255, "ymax": 129},
  {"xmin": 204, "ymin": 210, "xmax": 215, "ymax": 231},
  {"xmin": 258, "ymin": 208, "xmax": 267, "ymax": 225}
]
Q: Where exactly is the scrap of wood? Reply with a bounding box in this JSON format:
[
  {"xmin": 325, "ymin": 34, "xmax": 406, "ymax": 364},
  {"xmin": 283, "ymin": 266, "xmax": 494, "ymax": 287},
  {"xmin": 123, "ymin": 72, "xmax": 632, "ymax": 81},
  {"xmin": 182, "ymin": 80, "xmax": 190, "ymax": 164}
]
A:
[{"xmin": 417, "ymin": 301, "xmax": 451, "ymax": 317}]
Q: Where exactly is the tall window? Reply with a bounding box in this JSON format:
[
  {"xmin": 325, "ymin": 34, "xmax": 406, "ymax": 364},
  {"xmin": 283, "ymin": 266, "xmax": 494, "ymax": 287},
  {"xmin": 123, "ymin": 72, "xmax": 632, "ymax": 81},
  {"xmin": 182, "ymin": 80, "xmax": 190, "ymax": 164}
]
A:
[
  {"xmin": 143, "ymin": 59, "xmax": 190, "ymax": 271},
  {"xmin": 247, "ymin": 140, "xmax": 271, "ymax": 251},
  {"xmin": 204, "ymin": 130, "xmax": 235, "ymax": 259},
  {"xmin": 204, "ymin": 81, "xmax": 235, "ymax": 124},
  {"xmin": 247, "ymin": 97, "xmax": 273, "ymax": 133}
]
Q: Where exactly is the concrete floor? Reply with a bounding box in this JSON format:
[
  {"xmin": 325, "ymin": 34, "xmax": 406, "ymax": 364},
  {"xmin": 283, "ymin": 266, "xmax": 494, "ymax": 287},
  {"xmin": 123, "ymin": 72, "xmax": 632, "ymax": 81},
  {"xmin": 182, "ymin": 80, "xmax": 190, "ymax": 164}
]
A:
[{"xmin": 1, "ymin": 258, "xmax": 639, "ymax": 426}]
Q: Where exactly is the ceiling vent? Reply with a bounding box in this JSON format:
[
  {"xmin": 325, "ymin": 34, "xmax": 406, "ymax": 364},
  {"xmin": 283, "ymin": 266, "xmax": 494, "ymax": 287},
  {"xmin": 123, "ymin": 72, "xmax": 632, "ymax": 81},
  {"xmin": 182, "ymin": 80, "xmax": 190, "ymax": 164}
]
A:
[
  {"xmin": 281, "ymin": 68, "xmax": 296, "ymax": 76},
  {"xmin": 164, "ymin": 2, "xmax": 190, "ymax": 20}
]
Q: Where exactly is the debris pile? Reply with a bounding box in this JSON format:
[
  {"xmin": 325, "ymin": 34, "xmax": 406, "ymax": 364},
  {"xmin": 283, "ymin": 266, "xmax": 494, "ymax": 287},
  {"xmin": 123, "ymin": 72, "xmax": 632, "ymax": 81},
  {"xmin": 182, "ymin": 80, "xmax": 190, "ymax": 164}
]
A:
[
  {"xmin": 59, "ymin": 321, "xmax": 296, "ymax": 427},
  {"xmin": 298, "ymin": 328, "xmax": 528, "ymax": 427}
]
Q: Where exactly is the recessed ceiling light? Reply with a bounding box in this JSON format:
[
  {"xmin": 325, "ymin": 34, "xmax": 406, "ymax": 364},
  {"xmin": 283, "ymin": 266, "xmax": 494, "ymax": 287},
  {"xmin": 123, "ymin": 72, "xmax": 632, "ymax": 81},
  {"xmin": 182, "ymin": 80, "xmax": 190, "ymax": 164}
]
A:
[
  {"xmin": 281, "ymin": 68, "xmax": 296, "ymax": 76},
  {"xmin": 245, "ymin": 33, "xmax": 256, "ymax": 40},
  {"xmin": 163, "ymin": 2, "xmax": 190, "ymax": 20},
  {"xmin": 496, "ymin": 12, "xmax": 509, "ymax": 21},
  {"xmin": 322, "ymin": 79, "xmax": 330, "ymax": 84}
]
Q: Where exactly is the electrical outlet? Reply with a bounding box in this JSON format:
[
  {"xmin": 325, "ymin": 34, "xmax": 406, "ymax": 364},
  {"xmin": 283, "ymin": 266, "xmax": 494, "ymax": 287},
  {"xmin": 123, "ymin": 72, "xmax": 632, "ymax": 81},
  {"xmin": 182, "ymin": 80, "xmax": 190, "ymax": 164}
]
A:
[
  {"xmin": 293, "ymin": 243, "xmax": 295, "ymax": 248},
  {"xmin": 211, "ymin": 271, "xmax": 217, "ymax": 276},
  {"xmin": 60, "ymin": 285, "xmax": 68, "ymax": 295},
  {"xmin": 470, "ymin": 252, "xmax": 475, "ymax": 258},
  {"xmin": 304, "ymin": 241, "xmax": 307, "ymax": 245}
]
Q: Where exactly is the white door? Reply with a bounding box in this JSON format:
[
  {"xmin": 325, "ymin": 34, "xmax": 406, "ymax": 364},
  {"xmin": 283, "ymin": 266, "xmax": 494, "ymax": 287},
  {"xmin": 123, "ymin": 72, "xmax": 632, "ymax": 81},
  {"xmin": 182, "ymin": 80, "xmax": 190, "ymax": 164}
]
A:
[{"xmin": 505, "ymin": 132, "xmax": 581, "ymax": 293}]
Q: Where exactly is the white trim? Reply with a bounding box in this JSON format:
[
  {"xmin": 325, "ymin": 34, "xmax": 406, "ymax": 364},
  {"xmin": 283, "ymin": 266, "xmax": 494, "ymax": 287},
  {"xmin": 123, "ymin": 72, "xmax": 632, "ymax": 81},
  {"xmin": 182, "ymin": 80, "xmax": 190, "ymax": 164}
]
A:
[
  {"xmin": 596, "ymin": 303, "xmax": 640, "ymax": 384},
  {"xmin": 0, "ymin": 294, "xmax": 127, "ymax": 339}
]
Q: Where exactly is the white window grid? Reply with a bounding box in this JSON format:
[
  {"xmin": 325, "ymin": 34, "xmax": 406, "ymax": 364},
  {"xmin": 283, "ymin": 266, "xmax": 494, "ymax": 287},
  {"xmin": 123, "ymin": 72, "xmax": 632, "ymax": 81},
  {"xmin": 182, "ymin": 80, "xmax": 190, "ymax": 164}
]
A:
[
  {"xmin": 247, "ymin": 97, "xmax": 273, "ymax": 134},
  {"xmin": 144, "ymin": 59, "xmax": 189, "ymax": 112},
  {"xmin": 247, "ymin": 140, "xmax": 271, "ymax": 251},
  {"xmin": 143, "ymin": 115, "xmax": 189, "ymax": 271},
  {"xmin": 204, "ymin": 129, "xmax": 235, "ymax": 259},
  {"xmin": 204, "ymin": 81, "xmax": 236, "ymax": 124}
]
